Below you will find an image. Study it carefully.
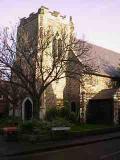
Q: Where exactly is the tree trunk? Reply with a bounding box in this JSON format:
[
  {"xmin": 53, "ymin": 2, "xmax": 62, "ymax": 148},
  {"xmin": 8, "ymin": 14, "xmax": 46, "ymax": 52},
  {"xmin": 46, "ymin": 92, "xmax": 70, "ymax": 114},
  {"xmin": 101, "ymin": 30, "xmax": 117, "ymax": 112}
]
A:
[{"xmin": 12, "ymin": 101, "xmax": 17, "ymax": 119}]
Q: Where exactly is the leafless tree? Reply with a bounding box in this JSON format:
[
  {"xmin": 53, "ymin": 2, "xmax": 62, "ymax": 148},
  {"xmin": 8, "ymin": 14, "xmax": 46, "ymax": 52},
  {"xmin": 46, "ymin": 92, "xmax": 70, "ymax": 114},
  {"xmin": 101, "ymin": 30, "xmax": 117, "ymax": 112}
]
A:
[{"xmin": 0, "ymin": 25, "xmax": 95, "ymax": 119}]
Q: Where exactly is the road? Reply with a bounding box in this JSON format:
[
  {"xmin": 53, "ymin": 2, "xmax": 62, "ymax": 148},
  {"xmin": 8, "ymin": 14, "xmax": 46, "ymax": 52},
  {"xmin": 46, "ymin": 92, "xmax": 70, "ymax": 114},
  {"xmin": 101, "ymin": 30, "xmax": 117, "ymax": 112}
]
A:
[{"xmin": 2, "ymin": 138, "xmax": 120, "ymax": 160}]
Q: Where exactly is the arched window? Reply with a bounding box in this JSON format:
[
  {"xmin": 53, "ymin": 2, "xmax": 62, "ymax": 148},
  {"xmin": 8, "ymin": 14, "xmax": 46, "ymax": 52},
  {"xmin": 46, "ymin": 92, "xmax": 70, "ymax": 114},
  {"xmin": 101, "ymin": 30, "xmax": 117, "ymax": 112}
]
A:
[
  {"xmin": 52, "ymin": 36, "xmax": 58, "ymax": 59},
  {"xmin": 52, "ymin": 32, "xmax": 63, "ymax": 60},
  {"xmin": 58, "ymin": 38, "xmax": 62, "ymax": 58}
]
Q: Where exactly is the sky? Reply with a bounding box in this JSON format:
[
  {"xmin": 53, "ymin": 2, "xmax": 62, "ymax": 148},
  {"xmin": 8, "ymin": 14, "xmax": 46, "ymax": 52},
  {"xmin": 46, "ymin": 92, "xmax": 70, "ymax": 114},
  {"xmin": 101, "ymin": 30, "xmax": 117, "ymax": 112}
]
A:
[{"xmin": 0, "ymin": 0, "xmax": 120, "ymax": 53}]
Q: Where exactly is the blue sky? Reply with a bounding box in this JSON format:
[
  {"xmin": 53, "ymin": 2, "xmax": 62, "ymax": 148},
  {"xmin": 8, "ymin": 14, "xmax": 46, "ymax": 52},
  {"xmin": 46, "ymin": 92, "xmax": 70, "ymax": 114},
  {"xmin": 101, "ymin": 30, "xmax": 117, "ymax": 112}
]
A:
[{"xmin": 0, "ymin": 0, "xmax": 120, "ymax": 52}]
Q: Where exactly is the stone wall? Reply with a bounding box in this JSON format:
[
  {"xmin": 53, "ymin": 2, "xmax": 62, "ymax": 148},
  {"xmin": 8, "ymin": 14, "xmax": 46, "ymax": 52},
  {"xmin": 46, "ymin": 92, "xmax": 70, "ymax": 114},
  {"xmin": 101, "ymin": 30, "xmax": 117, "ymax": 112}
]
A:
[
  {"xmin": 83, "ymin": 74, "xmax": 112, "ymax": 99},
  {"xmin": 37, "ymin": 6, "xmax": 73, "ymax": 109},
  {"xmin": 81, "ymin": 75, "xmax": 112, "ymax": 122},
  {"xmin": 16, "ymin": 6, "xmax": 74, "ymax": 118}
]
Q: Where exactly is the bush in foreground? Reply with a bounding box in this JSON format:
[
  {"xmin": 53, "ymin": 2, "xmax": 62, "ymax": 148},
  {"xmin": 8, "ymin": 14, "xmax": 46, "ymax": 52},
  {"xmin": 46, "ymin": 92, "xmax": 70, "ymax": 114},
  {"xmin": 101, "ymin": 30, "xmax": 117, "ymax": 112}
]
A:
[{"xmin": 45, "ymin": 107, "xmax": 78, "ymax": 123}]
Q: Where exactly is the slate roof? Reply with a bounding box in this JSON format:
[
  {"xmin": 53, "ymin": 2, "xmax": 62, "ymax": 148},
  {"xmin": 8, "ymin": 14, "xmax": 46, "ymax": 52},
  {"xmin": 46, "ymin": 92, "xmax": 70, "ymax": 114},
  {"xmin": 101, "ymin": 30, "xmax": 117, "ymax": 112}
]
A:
[
  {"xmin": 89, "ymin": 44, "xmax": 120, "ymax": 78},
  {"xmin": 92, "ymin": 88, "xmax": 117, "ymax": 100}
]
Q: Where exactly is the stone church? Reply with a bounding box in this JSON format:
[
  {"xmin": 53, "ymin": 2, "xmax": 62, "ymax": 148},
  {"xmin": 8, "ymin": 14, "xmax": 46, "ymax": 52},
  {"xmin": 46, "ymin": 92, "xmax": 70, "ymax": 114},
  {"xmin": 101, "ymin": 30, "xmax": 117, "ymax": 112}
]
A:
[{"xmin": 11, "ymin": 6, "xmax": 120, "ymax": 124}]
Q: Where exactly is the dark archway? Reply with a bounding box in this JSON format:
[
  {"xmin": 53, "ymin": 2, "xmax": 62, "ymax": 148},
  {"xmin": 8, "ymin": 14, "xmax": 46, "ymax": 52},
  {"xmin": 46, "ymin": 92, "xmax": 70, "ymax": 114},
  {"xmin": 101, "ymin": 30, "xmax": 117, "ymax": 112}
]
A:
[
  {"xmin": 71, "ymin": 101, "xmax": 76, "ymax": 112},
  {"xmin": 87, "ymin": 99, "xmax": 113, "ymax": 124},
  {"xmin": 24, "ymin": 99, "xmax": 32, "ymax": 120}
]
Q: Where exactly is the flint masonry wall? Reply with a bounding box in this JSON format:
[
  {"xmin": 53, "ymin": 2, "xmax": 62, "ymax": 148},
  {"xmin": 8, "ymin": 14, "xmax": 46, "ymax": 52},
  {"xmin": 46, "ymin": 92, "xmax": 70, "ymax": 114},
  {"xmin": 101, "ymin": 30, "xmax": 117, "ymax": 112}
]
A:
[
  {"xmin": 81, "ymin": 74, "xmax": 115, "ymax": 122},
  {"xmin": 18, "ymin": 6, "xmax": 74, "ymax": 118},
  {"xmin": 37, "ymin": 6, "xmax": 74, "ymax": 108}
]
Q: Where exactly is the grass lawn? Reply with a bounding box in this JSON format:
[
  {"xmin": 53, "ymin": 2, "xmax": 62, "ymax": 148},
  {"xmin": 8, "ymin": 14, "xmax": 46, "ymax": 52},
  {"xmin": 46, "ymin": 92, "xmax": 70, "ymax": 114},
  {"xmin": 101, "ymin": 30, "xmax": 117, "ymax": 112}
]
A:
[{"xmin": 71, "ymin": 124, "xmax": 115, "ymax": 132}]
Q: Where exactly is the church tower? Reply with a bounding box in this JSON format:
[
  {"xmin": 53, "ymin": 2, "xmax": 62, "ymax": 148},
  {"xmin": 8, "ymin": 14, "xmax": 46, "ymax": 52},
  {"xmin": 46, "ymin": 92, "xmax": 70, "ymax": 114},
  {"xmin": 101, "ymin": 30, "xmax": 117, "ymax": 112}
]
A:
[{"xmin": 17, "ymin": 6, "xmax": 74, "ymax": 120}]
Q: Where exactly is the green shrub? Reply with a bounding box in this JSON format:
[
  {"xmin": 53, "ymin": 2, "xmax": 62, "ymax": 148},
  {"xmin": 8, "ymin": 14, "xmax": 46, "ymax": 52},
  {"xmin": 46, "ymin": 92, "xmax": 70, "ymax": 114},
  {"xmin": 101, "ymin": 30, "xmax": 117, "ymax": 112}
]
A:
[
  {"xmin": 0, "ymin": 116, "xmax": 22, "ymax": 128},
  {"xmin": 45, "ymin": 106, "xmax": 78, "ymax": 123},
  {"xmin": 19, "ymin": 120, "xmax": 52, "ymax": 134},
  {"xmin": 51, "ymin": 117, "xmax": 71, "ymax": 127},
  {"xmin": 59, "ymin": 107, "xmax": 70, "ymax": 118},
  {"xmin": 68, "ymin": 112, "xmax": 77, "ymax": 123},
  {"xmin": 19, "ymin": 121, "xmax": 34, "ymax": 133},
  {"xmin": 58, "ymin": 107, "xmax": 77, "ymax": 123},
  {"xmin": 45, "ymin": 107, "xmax": 59, "ymax": 121},
  {"xmin": 37, "ymin": 121, "xmax": 51, "ymax": 130},
  {"xmin": 32, "ymin": 120, "xmax": 51, "ymax": 133},
  {"xmin": 7, "ymin": 116, "xmax": 22, "ymax": 126}
]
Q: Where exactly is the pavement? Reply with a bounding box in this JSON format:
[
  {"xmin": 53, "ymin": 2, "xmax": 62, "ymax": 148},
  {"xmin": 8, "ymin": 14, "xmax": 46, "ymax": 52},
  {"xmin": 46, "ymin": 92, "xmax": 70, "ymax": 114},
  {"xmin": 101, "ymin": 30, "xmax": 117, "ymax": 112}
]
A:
[{"xmin": 0, "ymin": 131, "xmax": 120, "ymax": 158}]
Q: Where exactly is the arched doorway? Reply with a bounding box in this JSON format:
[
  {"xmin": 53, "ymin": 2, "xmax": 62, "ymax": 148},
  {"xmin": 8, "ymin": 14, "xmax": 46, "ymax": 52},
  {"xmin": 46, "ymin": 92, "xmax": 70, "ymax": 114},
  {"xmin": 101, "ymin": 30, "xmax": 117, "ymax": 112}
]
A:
[
  {"xmin": 71, "ymin": 101, "xmax": 76, "ymax": 112},
  {"xmin": 22, "ymin": 97, "xmax": 33, "ymax": 121}
]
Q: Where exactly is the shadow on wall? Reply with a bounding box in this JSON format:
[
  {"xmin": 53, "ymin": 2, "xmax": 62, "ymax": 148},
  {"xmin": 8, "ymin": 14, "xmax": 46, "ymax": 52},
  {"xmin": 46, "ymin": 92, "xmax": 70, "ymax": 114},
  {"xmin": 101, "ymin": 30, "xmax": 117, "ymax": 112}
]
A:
[
  {"xmin": 63, "ymin": 51, "xmax": 80, "ymax": 112},
  {"xmin": 45, "ymin": 84, "xmax": 57, "ymax": 108}
]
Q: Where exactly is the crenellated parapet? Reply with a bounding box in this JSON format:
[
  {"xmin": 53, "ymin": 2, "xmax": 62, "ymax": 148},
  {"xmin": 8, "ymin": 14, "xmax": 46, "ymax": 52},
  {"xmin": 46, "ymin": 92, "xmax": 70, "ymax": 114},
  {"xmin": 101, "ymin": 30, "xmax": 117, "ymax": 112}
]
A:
[
  {"xmin": 20, "ymin": 6, "xmax": 74, "ymax": 27},
  {"xmin": 20, "ymin": 12, "xmax": 37, "ymax": 26}
]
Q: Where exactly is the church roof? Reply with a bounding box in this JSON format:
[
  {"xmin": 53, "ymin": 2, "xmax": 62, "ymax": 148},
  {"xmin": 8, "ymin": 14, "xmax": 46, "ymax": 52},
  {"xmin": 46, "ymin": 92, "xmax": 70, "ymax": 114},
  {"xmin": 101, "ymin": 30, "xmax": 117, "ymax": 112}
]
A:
[
  {"xmin": 91, "ymin": 88, "xmax": 117, "ymax": 100},
  {"xmin": 77, "ymin": 41, "xmax": 120, "ymax": 78},
  {"xmin": 88, "ymin": 44, "xmax": 120, "ymax": 78}
]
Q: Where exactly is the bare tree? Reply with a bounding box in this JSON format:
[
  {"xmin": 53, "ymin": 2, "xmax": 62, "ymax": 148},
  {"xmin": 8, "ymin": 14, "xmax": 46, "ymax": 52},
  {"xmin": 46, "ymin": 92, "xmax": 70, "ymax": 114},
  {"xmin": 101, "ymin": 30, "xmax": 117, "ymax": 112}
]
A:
[
  {"xmin": 0, "ymin": 79, "xmax": 22, "ymax": 118},
  {"xmin": 0, "ymin": 26, "xmax": 95, "ymax": 120}
]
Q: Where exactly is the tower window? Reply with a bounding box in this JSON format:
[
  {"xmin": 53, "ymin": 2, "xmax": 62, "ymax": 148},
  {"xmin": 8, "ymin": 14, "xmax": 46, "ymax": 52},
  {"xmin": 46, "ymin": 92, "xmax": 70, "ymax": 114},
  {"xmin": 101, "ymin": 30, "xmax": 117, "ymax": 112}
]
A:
[
  {"xmin": 52, "ymin": 32, "xmax": 63, "ymax": 60},
  {"xmin": 52, "ymin": 37, "xmax": 58, "ymax": 58},
  {"xmin": 58, "ymin": 38, "xmax": 62, "ymax": 58}
]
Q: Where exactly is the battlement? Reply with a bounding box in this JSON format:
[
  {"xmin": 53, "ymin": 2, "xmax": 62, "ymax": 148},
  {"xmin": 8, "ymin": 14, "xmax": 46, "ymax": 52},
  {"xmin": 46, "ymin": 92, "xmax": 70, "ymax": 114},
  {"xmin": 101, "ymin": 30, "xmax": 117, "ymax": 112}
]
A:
[
  {"xmin": 38, "ymin": 6, "xmax": 66, "ymax": 19},
  {"xmin": 20, "ymin": 12, "xmax": 37, "ymax": 26},
  {"xmin": 20, "ymin": 6, "xmax": 72, "ymax": 26}
]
